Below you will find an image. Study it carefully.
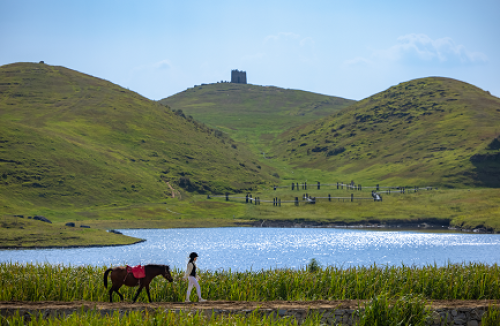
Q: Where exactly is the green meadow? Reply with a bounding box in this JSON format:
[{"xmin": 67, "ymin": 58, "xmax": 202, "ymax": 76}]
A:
[
  {"xmin": 1, "ymin": 63, "xmax": 500, "ymax": 248},
  {"xmin": 159, "ymin": 83, "xmax": 354, "ymax": 156}
]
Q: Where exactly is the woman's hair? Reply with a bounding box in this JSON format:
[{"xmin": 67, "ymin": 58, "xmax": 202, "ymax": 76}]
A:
[{"xmin": 188, "ymin": 252, "xmax": 198, "ymax": 263}]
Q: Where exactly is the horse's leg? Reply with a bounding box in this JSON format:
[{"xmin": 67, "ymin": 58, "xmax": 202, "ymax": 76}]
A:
[
  {"xmin": 110, "ymin": 285, "xmax": 122, "ymax": 302},
  {"xmin": 116, "ymin": 288, "xmax": 124, "ymax": 301},
  {"xmin": 145, "ymin": 283, "xmax": 152, "ymax": 303},
  {"xmin": 132, "ymin": 286, "xmax": 143, "ymax": 303}
]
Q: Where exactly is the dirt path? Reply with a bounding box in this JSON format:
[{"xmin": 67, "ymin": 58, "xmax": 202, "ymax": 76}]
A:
[
  {"xmin": 165, "ymin": 181, "xmax": 181, "ymax": 199},
  {"xmin": 1, "ymin": 300, "xmax": 498, "ymax": 312}
]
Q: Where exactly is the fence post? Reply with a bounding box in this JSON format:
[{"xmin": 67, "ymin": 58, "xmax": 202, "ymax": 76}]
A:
[
  {"xmin": 246, "ymin": 194, "xmax": 248, "ymax": 203},
  {"xmin": 292, "ymin": 183, "xmax": 294, "ymax": 190},
  {"xmin": 351, "ymin": 193, "xmax": 354, "ymax": 202},
  {"xmin": 305, "ymin": 182, "xmax": 307, "ymax": 190},
  {"xmin": 207, "ymin": 194, "xmax": 211, "ymax": 199},
  {"xmin": 317, "ymin": 182, "xmax": 320, "ymax": 190},
  {"xmin": 250, "ymin": 194, "xmax": 253, "ymax": 204},
  {"xmin": 328, "ymin": 194, "xmax": 331, "ymax": 201},
  {"xmin": 274, "ymin": 186, "xmax": 276, "ymax": 191},
  {"xmin": 295, "ymin": 197, "xmax": 299, "ymax": 206},
  {"xmin": 225, "ymin": 192, "xmax": 229, "ymax": 201},
  {"xmin": 337, "ymin": 182, "xmax": 339, "ymax": 189},
  {"xmin": 376, "ymin": 184, "xmax": 379, "ymax": 191}
]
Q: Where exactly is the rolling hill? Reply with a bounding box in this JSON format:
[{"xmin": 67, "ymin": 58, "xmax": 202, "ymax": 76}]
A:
[
  {"xmin": 272, "ymin": 77, "xmax": 500, "ymax": 187},
  {"xmin": 0, "ymin": 62, "xmax": 278, "ymax": 217},
  {"xmin": 159, "ymin": 83, "xmax": 355, "ymax": 155}
]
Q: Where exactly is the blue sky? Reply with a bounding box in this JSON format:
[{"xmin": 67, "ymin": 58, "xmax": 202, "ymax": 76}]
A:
[{"xmin": 1, "ymin": 0, "xmax": 499, "ymax": 101}]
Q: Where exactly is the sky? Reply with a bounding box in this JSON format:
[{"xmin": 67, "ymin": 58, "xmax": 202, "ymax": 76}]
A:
[{"xmin": 1, "ymin": 0, "xmax": 499, "ymax": 101}]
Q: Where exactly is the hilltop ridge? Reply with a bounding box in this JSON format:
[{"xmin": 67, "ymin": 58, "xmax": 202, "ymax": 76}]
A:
[
  {"xmin": 159, "ymin": 83, "xmax": 355, "ymax": 154},
  {"xmin": 0, "ymin": 62, "xmax": 278, "ymax": 215},
  {"xmin": 273, "ymin": 77, "xmax": 500, "ymax": 187}
]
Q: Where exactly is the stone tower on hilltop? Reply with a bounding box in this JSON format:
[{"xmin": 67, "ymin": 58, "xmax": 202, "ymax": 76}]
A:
[{"xmin": 231, "ymin": 69, "xmax": 247, "ymax": 84}]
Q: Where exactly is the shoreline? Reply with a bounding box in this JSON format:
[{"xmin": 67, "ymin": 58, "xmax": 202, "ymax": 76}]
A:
[
  {"xmin": 0, "ymin": 239, "xmax": 146, "ymax": 251},
  {"xmin": 249, "ymin": 219, "xmax": 496, "ymax": 234}
]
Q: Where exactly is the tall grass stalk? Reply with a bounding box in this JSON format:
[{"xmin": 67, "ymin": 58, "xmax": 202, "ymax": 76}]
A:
[
  {"xmin": 1, "ymin": 309, "xmax": 324, "ymax": 326},
  {"xmin": 1, "ymin": 262, "xmax": 499, "ymax": 302}
]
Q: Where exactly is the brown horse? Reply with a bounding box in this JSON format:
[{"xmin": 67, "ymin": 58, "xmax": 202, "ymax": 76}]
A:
[{"xmin": 103, "ymin": 264, "xmax": 173, "ymax": 303}]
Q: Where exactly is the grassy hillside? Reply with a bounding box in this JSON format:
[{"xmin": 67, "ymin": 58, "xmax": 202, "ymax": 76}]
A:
[
  {"xmin": 273, "ymin": 77, "xmax": 500, "ymax": 188},
  {"xmin": 0, "ymin": 63, "xmax": 278, "ymax": 235},
  {"xmin": 159, "ymin": 83, "xmax": 355, "ymax": 155}
]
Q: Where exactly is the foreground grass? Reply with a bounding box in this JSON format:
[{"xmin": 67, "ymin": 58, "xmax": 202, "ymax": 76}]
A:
[
  {"xmin": 1, "ymin": 309, "xmax": 324, "ymax": 326},
  {"xmin": 3, "ymin": 262, "xmax": 500, "ymax": 326},
  {"xmin": 2, "ymin": 262, "xmax": 499, "ymax": 302},
  {"xmin": 4, "ymin": 306, "xmax": 500, "ymax": 326}
]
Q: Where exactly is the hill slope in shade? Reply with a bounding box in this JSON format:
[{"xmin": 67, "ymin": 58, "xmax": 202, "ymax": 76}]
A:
[
  {"xmin": 0, "ymin": 63, "xmax": 278, "ymax": 214},
  {"xmin": 159, "ymin": 83, "xmax": 355, "ymax": 154},
  {"xmin": 273, "ymin": 77, "xmax": 500, "ymax": 187}
]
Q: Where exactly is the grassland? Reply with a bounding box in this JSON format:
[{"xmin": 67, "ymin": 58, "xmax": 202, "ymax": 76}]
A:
[
  {"xmin": 0, "ymin": 215, "xmax": 142, "ymax": 248},
  {"xmin": 3, "ymin": 262, "xmax": 500, "ymax": 325},
  {"xmin": 272, "ymin": 77, "xmax": 500, "ymax": 188},
  {"xmin": 0, "ymin": 62, "xmax": 285, "ymax": 246},
  {"xmin": 2, "ymin": 262, "xmax": 500, "ymax": 302},
  {"xmin": 159, "ymin": 83, "xmax": 355, "ymax": 156},
  {"xmin": 0, "ymin": 62, "xmax": 278, "ymax": 207},
  {"xmin": 2, "ymin": 64, "xmax": 500, "ymax": 248}
]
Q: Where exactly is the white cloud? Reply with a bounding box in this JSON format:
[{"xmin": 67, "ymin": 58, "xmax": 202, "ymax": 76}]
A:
[
  {"xmin": 153, "ymin": 59, "xmax": 172, "ymax": 70},
  {"xmin": 263, "ymin": 32, "xmax": 300, "ymax": 44},
  {"xmin": 258, "ymin": 32, "xmax": 317, "ymax": 64},
  {"xmin": 344, "ymin": 34, "xmax": 487, "ymax": 68},
  {"xmin": 377, "ymin": 34, "xmax": 488, "ymax": 65},
  {"xmin": 343, "ymin": 56, "xmax": 372, "ymax": 67}
]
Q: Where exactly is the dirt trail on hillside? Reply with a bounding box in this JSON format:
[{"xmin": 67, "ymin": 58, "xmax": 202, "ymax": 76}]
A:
[
  {"xmin": 1, "ymin": 300, "xmax": 498, "ymax": 312},
  {"xmin": 165, "ymin": 181, "xmax": 181, "ymax": 199}
]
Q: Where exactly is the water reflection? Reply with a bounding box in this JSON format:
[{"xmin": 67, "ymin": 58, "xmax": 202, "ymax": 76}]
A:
[{"xmin": 1, "ymin": 228, "xmax": 499, "ymax": 271}]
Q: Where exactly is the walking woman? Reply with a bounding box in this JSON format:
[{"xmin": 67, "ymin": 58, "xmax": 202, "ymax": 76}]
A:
[{"xmin": 185, "ymin": 252, "xmax": 207, "ymax": 302}]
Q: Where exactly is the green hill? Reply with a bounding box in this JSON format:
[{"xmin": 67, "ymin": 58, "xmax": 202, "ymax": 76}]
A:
[
  {"xmin": 159, "ymin": 83, "xmax": 355, "ymax": 155},
  {"xmin": 0, "ymin": 62, "xmax": 278, "ymax": 218},
  {"xmin": 272, "ymin": 77, "xmax": 500, "ymax": 187}
]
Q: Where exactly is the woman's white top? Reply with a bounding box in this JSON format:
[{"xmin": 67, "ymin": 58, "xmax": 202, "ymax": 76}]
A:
[{"xmin": 184, "ymin": 261, "xmax": 198, "ymax": 280}]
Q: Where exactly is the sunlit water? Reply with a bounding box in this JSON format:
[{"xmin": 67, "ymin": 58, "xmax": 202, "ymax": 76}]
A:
[{"xmin": 1, "ymin": 228, "xmax": 500, "ymax": 271}]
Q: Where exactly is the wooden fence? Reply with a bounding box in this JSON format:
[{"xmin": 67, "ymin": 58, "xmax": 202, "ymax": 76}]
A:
[{"xmin": 206, "ymin": 182, "xmax": 433, "ymax": 206}]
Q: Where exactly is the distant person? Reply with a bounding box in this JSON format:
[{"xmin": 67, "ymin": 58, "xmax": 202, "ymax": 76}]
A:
[{"xmin": 184, "ymin": 252, "xmax": 207, "ymax": 302}]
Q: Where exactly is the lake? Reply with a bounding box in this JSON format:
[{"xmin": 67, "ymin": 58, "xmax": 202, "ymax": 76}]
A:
[{"xmin": 1, "ymin": 228, "xmax": 500, "ymax": 271}]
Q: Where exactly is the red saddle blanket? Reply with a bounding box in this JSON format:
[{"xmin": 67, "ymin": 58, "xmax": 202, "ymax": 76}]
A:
[{"xmin": 126, "ymin": 265, "xmax": 146, "ymax": 279}]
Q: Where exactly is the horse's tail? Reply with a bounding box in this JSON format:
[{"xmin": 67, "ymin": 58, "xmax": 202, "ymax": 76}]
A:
[{"xmin": 104, "ymin": 268, "xmax": 112, "ymax": 288}]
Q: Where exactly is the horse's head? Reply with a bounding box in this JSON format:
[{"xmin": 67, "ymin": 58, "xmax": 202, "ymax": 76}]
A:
[{"xmin": 162, "ymin": 265, "xmax": 174, "ymax": 282}]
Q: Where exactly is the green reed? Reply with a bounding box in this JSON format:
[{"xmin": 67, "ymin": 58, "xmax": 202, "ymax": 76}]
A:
[
  {"xmin": 0, "ymin": 299, "xmax": 434, "ymax": 326},
  {"xmin": 1, "ymin": 309, "xmax": 324, "ymax": 326},
  {"xmin": 356, "ymin": 293, "xmax": 430, "ymax": 326},
  {"xmin": 1, "ymin": 262, "xmax": 499, "ymax": 302},
  {"xmin": 482, "ymin": 308, "xmax": 500, "ymax": 326}
]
